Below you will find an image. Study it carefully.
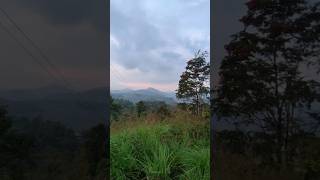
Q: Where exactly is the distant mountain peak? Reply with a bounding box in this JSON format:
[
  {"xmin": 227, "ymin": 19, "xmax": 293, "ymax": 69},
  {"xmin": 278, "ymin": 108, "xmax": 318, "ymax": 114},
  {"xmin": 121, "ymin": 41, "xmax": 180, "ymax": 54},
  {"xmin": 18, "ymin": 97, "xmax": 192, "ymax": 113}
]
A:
[
  {"xmin": 144, "ymin": 87, "xmax": 161, "ymax": 92},
  {"xmin": 111, "ymin": 87, "xmax": 177, "ymax": 104},
  {"xmin": 146, "ymin": 87, "xmax": 157, "ymax": 90}
]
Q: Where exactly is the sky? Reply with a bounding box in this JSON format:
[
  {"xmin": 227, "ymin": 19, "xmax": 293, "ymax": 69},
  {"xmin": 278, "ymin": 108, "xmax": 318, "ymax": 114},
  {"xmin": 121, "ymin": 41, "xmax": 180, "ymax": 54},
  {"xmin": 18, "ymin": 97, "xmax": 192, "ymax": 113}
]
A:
[
  {"xmin": 0, "ymin": 0, "xmax": 108, "ymax": 91},
  {"xmin": 211, "ymin": 0, "xmax": 247, "ymax": 83},
  {"xmin": 110, "ymin": 0, "xmax": 210, "ymax": 92},
  {"xmin": 2, "ymin": 0, "xmax": 316, "ymax": 93},
  {"xmin": 0, "ymin": 0, "xmax": 247, "ymax": 92}
]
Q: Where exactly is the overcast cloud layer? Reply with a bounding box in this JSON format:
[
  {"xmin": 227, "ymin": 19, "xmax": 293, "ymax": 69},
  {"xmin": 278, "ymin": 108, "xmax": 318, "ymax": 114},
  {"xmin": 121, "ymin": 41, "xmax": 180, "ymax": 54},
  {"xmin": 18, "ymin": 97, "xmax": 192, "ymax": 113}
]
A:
[
  {"xmin": 0, "ymin": 0, "xmax": 108, "ymax": 91},
  {"xmin": 0, "ymin": 0, "xmax": 251, "ymax": 92},
  {"xmin": 110, "ymin": 0, "xmax": 210, "ymax": 91}
]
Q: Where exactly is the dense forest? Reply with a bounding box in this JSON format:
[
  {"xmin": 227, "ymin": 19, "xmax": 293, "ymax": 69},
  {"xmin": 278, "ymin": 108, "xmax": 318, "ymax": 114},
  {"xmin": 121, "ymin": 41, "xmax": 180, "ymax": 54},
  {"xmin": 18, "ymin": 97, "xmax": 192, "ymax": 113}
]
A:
[{"xmin": 0, "ymin": 105, "xmax": 107, "ymax": 180}]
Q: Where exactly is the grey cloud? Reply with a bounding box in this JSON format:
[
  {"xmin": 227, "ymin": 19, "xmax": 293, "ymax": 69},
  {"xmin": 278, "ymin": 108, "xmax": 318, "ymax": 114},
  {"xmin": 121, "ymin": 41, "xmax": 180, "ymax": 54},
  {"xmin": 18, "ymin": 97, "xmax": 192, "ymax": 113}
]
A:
[
  {"xmin": 162, "ymin": 52, "xmax": 183, "ymax": 61},
  {"xmin": 110, "ymin": 0, "xmax": 210, "ymax": 89},
  {"xmin": 212, "ymin": 0, "xmax": 247, "ymax": 81},
  {"xmin": 111, "ymin": 4, "xmax": 176, "ymax": 73},
  {"xmin": 14, "ymin": 0, "xmax": 107, "ymax": 31},
  {"xmin": 111, "ymin": 5, "xmax": 165, "ymax": 51},
  {"xmin": 0, "ymin": 0, "xmax": 108, "ymax": 90}
]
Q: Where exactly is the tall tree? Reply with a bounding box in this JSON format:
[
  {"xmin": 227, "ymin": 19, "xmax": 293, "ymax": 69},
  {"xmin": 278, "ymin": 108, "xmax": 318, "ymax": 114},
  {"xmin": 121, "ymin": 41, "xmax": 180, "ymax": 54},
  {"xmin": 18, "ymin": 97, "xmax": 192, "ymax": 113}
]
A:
[
  {"xmin": 214, "ymin": 0, "xmax": 320, "ymax": 167},
  {"xmin": 176, "ymin": 50, "xmax": 210, "ymax": 115}
]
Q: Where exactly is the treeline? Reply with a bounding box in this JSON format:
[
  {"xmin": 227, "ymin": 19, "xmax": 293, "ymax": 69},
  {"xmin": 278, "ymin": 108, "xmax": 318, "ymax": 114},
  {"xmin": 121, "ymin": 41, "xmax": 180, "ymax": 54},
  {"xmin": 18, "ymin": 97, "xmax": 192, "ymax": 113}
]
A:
[
  {"xmin": 110, "ymin": 97, "xmax": 211, "ymax": 123},
  {"xmin": 0, "ymin": 105, "xmax": 107, "ymax": 180},
  {"xmin": 110, "ymin": 98, "xmax": 173, "ymax": 122},
  {"xmin": 111, "ymin": 50, "xmax": 210, "ymax": 122}
]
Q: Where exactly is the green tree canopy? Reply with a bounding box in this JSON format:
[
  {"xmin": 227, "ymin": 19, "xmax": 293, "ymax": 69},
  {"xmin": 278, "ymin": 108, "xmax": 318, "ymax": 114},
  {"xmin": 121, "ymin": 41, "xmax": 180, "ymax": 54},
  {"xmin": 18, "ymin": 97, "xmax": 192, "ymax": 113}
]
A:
[{"xmin": 176, "ymin": 50, "xmax": 210, "ymax": 115}]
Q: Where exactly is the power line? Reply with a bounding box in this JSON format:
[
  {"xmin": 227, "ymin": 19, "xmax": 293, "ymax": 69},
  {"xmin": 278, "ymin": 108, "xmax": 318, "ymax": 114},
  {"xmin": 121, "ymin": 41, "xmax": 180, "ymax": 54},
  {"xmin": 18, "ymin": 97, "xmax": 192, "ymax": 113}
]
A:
[
  {"xmin": 0, "ymin": 7, "xmax": 129, "ymax": 94},
  {"xmin": 0, "ymin": 7, "xmax": 74, "ymax": 91},
  {"xmin": 0, "ymin": 20, "xmax": 63, "ymax": 86},
  {"xmin": 0, "ymin": 10, "xmax": 108, "ymax": 124},
  {"xmin": 1, "ymin": 6, "xmax": 127, "ymax": 95}
]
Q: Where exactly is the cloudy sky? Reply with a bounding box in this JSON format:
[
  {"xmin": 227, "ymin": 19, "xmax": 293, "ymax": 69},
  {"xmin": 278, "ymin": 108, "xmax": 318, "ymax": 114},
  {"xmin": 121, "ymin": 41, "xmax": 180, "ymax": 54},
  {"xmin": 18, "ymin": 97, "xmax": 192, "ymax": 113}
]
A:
[
  {"xmin": 0, "ymin": 0, "xmax": 249, "ymax": 92},
  {"xmin": 0, "ymin": 0, "xmax": 108, "ymax": 91},
  {"xmin": 110, "ymin": 0, "xmax": 210, "ymax": 92}
]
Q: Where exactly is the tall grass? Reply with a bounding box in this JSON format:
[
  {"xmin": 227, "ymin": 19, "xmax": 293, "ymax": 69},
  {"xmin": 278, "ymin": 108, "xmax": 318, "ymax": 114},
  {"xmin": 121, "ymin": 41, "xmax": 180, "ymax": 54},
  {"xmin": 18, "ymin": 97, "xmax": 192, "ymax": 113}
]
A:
[{"xmin": 110, "ymin": 118, "xmax": 210, "ymax": 180}]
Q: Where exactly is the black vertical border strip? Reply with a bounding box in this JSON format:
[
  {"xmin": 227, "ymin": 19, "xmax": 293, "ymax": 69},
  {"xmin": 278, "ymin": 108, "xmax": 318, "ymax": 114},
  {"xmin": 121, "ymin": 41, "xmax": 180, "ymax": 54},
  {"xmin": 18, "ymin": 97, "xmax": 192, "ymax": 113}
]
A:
[
  {"xmin": 105, "ymin": 0, "xmax": 110, "ymax": 179},
  {"xmin": 210, "ymin": 0, "xmax": 215, "ymax": 180}
]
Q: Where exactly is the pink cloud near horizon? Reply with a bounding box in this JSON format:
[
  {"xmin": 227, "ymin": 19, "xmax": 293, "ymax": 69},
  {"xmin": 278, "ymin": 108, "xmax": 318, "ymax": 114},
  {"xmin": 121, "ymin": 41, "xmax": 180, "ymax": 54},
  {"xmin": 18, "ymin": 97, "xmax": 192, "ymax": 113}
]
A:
[{"xmin": 119, "ymin": 82, "xmax": 177, "ymax": 92}]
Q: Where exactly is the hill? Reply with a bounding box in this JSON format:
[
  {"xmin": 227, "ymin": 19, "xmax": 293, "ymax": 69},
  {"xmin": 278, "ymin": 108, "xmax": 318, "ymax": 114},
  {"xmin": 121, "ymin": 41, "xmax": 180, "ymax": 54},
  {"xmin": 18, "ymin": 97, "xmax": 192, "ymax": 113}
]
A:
[
  {"xmin": 0, "ymin": 86, "xmax": 178, "ymax": 130},
  {"xmin": 0, "ymin": 86, "xmax": 108, "ymax": 131},
  {"xmin": 111, "ymin": 88, "xmax": 177, "ymax": 104}
]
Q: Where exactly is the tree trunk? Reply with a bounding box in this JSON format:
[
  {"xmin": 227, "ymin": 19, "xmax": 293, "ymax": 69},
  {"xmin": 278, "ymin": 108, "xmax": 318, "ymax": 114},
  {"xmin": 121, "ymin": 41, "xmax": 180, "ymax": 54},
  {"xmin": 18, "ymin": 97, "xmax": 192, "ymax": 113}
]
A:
[
  {"xmin": 196, "ymin": 92, "xmax": 200, "ymax": 116},
  {"xmin": 272, "ymin": 42, "xmax": 287, "ymax": 168}
]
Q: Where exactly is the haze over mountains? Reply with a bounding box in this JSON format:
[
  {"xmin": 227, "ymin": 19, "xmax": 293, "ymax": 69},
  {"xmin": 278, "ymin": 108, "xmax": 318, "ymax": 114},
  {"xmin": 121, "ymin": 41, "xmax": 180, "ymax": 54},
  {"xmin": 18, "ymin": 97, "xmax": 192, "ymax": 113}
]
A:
[
  {"xmin": 111, "ymin": 87, "xmax": 177, "ymax": 104},
  {"xmin": 0, "ymin": 86, "xmax": 176, "ymax": 130},
  {"xmin": 0, "ymin": 86, "xmax": 108, "ymax": 130}
]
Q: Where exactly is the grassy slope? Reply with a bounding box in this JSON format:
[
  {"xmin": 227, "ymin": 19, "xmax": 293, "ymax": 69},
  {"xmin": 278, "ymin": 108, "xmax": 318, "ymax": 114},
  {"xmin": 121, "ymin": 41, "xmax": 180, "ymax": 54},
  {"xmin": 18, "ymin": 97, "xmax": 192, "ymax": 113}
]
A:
[{"xmin": 110, "ymin": 111, "xmax": 210, "ymax": 180}]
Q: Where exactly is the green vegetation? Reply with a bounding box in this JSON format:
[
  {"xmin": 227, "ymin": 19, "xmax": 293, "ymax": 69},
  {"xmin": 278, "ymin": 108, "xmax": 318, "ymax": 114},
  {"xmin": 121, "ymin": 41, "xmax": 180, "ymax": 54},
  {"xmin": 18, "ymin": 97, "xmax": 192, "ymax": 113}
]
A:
[
  {"xmin": 110, "ymin": 50, "xmax": 210, "ymax": 179},
  {"xmin": 176, "ymin": 50, "xmax": 210, "ymax": 116},
  {"xmin": 110, "ymin": 110, "xmax": 209, "ymax": 180}
]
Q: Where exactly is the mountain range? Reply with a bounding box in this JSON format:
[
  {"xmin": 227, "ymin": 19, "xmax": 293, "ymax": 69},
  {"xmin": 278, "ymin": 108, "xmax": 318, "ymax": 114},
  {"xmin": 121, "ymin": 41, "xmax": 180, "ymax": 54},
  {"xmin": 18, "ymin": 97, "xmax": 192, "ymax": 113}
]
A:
[
  {"xmin": 0, "ymin": 86, "xmax": 108, "ymax": 131},
  {"xmin": 0, "ymin": 86, "xmax": 177, "ymax": 130},
  {"xmin": 111, "ymin": 87, "xmax": 177, "ymax": 104}
]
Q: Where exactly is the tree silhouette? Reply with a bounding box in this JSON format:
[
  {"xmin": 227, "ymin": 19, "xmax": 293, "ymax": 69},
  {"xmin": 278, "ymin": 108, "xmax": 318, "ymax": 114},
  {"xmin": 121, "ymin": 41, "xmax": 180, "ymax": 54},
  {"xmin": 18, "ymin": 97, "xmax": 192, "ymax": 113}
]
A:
[
  {"xmin": 214, "ymin": 0, "xmax": 320, "ymax": 167},
  {"xmin": 176, "ymin": 50, "xmax": 210, "ymax": 115},
  {"xmin": 0, "ymin": 105, "xmax": 10, "ymax": 136},
  {"xmin": 82, "ymin": 124, "xmax": 107, "ymax": 179},
  {"xmin": 0, "ymin": 106, "xmax": 33, "ymax": 180}
]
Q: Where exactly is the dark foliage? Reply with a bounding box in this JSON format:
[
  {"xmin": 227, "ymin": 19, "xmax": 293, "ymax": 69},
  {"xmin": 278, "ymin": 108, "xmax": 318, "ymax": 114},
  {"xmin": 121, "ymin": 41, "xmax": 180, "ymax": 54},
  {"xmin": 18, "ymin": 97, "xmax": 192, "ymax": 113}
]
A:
[
  {"xmin": 214, "ymin": 0, "xmax": 320, "ymax": 176},
  {"xmin": 0, "ymin": 105, "xmax": 107, "ymax": 180}
]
